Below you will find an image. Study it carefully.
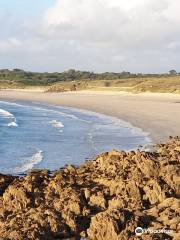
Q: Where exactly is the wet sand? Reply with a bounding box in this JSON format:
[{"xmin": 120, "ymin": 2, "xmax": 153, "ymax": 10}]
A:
[{"xmin": 1, "ymin": 90, "xmax": 180, "ymax": 142}]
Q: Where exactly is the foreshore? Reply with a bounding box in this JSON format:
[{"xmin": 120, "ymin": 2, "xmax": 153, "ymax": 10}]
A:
[
  {"xmin": 0, "ymin": 90, "xmax": 180, "ymax": 239},
  {"xmin": 1, "ymin": 89, "xmax": 180, "ymax": 142}
]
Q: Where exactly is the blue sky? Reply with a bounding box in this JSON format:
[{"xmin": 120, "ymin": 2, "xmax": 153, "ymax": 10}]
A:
[
  {"xmin": 0, "ymin": 0, "xmax": 54, "ymax": 13},
  {"xmin": 0, "ymin": 0, "xmax": 179, "ymax": 73}
]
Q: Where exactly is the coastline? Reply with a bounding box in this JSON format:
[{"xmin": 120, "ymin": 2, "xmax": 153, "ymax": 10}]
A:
[
  {"xmin": 0, "ymin": 100, "xmax": 151, "ymax": 174},
  {"xmin": 0, "ymin": 91, "xmax": 179, "ymax": 239},
  {"xmin": 1, "ymin": 89, "xmax": 180, "ymax": 142}
]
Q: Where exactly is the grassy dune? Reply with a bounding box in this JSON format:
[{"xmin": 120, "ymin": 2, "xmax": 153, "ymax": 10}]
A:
[
  {"xmin": 0, "ymin": 74, "xmax": 180, "ymax": 94},
  {"xmin": 47, "ymin": 76, "xmax": 180, "ymax": 94}
]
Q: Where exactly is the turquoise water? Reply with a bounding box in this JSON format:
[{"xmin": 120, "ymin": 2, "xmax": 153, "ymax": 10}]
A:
[{"xmin": 0, "ymin": 100, "xmax": 151, "ymax": 174}]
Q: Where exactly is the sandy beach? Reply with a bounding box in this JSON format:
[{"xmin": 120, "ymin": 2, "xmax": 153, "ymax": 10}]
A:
[{"xmin": 1, "ymin": 90, "xmax": 180, "ymax": 142}]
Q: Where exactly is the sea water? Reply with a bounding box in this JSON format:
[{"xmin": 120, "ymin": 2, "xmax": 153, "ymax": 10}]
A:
[{"xmin": 0, "ymin": 100, "xmax": 151, "ymax": 174}]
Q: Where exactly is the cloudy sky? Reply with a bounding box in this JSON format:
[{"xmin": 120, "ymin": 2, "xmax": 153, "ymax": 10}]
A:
[{"xmin": 0, "ymin": 0, "xmax": 179, "ymax": 73}]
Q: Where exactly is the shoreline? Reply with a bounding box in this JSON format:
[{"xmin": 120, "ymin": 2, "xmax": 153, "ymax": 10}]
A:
[
  {"xmin": 1, "ymin": 89, "xmax": 180, "ymax": 142},
  {"xmin": 0, "ymin": 91, "xmax": 179, "ymax": 239}
]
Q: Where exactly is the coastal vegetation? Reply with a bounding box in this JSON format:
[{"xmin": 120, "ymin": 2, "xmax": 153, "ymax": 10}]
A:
[{"xmin": 0, "ymin": 68, "xmax": 180, "ymax": 93}]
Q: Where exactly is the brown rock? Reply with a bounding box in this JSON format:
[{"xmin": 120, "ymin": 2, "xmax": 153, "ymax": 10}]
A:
[
  {"xmin": 87, "ymin": 210, "xmax": 120, "ymax": 240},
  {"xmin": 0, "ymin": 137, "xmax": 179, "ymax": 239},
  {"xmin": 3, "ymin": 185, "xmax": 32, "ymax": 211},
  {"xmin": 89, "ymin": 192, "xmax": 107, "ymax": 209}
]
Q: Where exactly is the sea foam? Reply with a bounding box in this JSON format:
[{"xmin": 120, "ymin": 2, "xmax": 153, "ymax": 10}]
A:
[
  {"xmin": 13, "ymin": 150, "xmax": 43, "ymax": 173},
  {"xmin": 0, "ymin": 108, "xmax": 14, "ymax": 118},
  {"xmin": 0, "ymin": 108, "xmax": 18, "ymax": 127},
  {"xmin": 7, "ymin": 122, "xmax": 18, "ymax": 127},
  {"xmin": 49, "ymin": 120, "xmax": 64, "ymax": 128}
]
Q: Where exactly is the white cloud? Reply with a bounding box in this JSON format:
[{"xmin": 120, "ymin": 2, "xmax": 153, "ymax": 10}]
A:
[
  {"xmin": 44, "ymin": 0, "xmax": 180, "ymax": 47},
  {"xmin": 0, "ymin": 38, "xmax": 22, "ymax": 52},
  {"xmin": 0, "ymin": 0, "xmax": 179, "ymax": 72}
]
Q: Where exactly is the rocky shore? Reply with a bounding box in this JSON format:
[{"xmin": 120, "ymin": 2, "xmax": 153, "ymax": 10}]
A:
[{"xmin": 0, "ymin": 137, "xmax": 179, "ymax": 240}]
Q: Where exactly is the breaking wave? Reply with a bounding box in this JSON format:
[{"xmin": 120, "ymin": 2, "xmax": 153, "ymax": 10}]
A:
[
  {"xmin": 13, "ymin": 150, "xmax": 44, "ymax": 173},
  {"xmin": 0, "ymin": 108, "xmax": 14, "ymax": 118},
  {"xmin": 0, "ymin": 100, "xmax": 152, "ymax": 174},
  {"xmin": 0, "ymin": 108, "xmax": 18, "ymax": 127},
  {"xmin": 7, "ymin": 122, "xmax": 18, "ymax": 127},
  {"xmin": 49, "ymin": 120, "xmax": 64, "ymax": 128}
]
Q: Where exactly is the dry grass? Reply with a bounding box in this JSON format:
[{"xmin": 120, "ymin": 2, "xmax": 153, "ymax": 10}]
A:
[
  {"xmin": 0, "ymin": 80, "xmax": 23, "ymax": 89},
  {"xmin": 46, "ymin": 76, "xmax": 180, "ymax": 94},
  {"xmin": 131, "ymin": 77, "xmax": 180, "ymax": 93},
  {"xmin": 1, "ymin": 76, "xmax": 180, "ymax": 94}
]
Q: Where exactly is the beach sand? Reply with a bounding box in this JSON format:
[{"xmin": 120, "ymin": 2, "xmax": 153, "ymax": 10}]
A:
[{"xmin": 1, "ymin": 89, "xmax": 180, "ymax": 142}]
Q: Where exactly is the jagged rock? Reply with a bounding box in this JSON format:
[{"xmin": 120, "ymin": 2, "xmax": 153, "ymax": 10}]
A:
[
  {"xmin": 143, "ymin": 180, "xmax": 166, "ymax": 205},
  {"xmin": 89, "ymin": 192, "xmax": 107, "ymax": 209},
  {"xmin": 0, "ymin": 174, "xmax": 16, "ymax": 195},
  {"xmin": 87, "ymin": 210, "xmax": 120, "ymax": 240},
  {"xmin": 87, "ymin": 209, "xmax": 137, "ymax": 240},
  {"xmin": 3, "ymin": 185, "xmax": 32, "ymax": 211},
  {"xmin": 0, "ymin": 137, "xmax": 179, "ymax": 239}
]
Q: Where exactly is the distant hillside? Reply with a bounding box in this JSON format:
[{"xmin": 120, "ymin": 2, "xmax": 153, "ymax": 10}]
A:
[{"xmin": 0, "ymin": 68, "xmax": 180, "ymax": 93}]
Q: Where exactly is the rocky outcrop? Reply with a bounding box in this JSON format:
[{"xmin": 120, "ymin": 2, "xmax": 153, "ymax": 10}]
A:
[{"xmin": 0, "ymin": 137, "xmax": 179, "ymax": 239}]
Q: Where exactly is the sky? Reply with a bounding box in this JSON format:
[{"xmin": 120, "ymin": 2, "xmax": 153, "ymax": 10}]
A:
[{"xmin": 0, "ymin": 0, "xmax": 179, "ymax": 73}]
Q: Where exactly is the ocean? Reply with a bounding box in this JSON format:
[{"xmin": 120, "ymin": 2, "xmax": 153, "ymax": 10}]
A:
[{"xmin": 0, "ymin": 100, "xmax": 151, "ymax": 174}]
